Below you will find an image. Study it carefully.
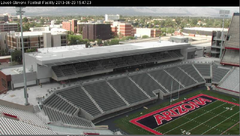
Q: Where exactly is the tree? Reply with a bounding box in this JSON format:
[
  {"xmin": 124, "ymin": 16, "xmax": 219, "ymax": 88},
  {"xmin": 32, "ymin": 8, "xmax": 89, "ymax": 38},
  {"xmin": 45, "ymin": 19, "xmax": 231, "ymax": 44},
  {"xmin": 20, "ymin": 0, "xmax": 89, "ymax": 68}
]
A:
[
  {"xmin": 67, "ymin": 34, "xmax": 82, "ymax": 45},
  {"xmin": 103, "ymin": 40, "xmax": 109, "ymax": 46},
  {"xmin": 23, "ymin": 23, "xmax": 30, "ymax": 31},
  {"xmin": 165, "ymin": 19, "xmax": 174, "ymax": 28},
  {"xmin": 160, "ymin": 20, "xmax": 166, "ymax": 28},
  {"xmin": 160, "ymin": 28, "xmax": 166, "ymax": 36},
  {"xmin": 55, "ymin": 20, "xmax": 62, "ymax": 24},
  {"xmin": 40, "ymin": 19, "xmax": 44, "ymax": 25},
  {"xmin": 109, "ymin": 39, "xmax": 119, "ymax": 45},
  {"xmin": 23, "ymin": 17, "xmax": 28, "ymax": 23},
  {"xmin": 191, "ymin": 18, "xmax": 198, "ymax": 26},
  {"xmin": 26, "ymin": 48, "xmax": 37, "ymax": 53},
  {"xmin": 175, "ymin": 17, "xmax": 181, "ymax": 26},
  {"xmin": 96, "ymin": 39, "xmax": 102, "ymax": 45},
  {"xmin": 0, "ymin": 48, "xmax": 9, "ymax": 56},
  {"xmin": 17, "ymin": 23, "xmax": 20, "ymax": 32},
  {"xmin": 142, "ymin": 35, "xmax": 149, "ymax": 39},
  {"xmin": 11, "ymin": 50, "xmax": 22, "ymax": 63}
]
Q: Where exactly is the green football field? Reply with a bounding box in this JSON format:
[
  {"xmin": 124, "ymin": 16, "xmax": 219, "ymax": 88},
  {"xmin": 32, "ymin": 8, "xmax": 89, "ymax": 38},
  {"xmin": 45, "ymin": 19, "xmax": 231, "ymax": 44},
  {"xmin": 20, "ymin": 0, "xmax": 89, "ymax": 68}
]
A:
[
  {"xmin": 114, "ymin": 90, "xmax": 240, "ymax": 135},
  {"xmin": 155, "ymin": 100, "xmax": 239, "ymax": 135}
]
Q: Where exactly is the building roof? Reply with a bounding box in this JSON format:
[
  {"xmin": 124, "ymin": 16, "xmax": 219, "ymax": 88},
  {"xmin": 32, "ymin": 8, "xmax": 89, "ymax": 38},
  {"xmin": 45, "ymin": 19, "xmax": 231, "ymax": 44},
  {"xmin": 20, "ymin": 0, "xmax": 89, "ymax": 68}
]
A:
[
  {"xmin": 8, "ymin": 31, "xmax": 66, "ymax": 37},
  {"xmin": 27, "ymin": 41, "xmax": 190, "ymax": 66},
  {"xmin": 0, "ymin": 22, "xmax": 17, "ymax": 25},
  {"xmin": 170, "ymin": 36, "xmax": 189, "ymax": 39},
  {"xmin": 1, "ymin": 65, "xmax": 33, "ymax": 75},
  {"xmin": 50, "ymin": 28, "xmax": 67, "ymax": 33},
  {"xmin": 184, "ymin": 27, "xmax": 228, "ymax": 32}
]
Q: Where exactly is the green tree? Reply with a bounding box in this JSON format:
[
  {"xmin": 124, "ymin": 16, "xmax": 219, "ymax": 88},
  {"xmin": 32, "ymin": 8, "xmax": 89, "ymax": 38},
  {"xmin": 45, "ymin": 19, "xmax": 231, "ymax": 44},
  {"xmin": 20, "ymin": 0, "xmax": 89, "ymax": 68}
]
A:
[
  {"xmin": 175, "ymin": 17, "xmax": 181, "ymax": 26},
  {"xmin": 109, "ymin": 39, "xmax": 119, "ymax": 45},
  {"xmin": 142, "ymin": 35, "xmax": 149, "ymax": 38},
  {"xmin": 23, "ymin": 23, "xmax": 30, "ymax": 31},
  {"xmin": 160, "ymin": 20, "xmax": 166, "ymax": 28},
  {"xmin": 165, "ymin": 19, "xmax": 174, "ymax": 28},
  {"xmin": 26, "ymin": 48, "xmax": 37, "ymax": 53},
  {"xmin": 103, "ymin": 40, "xmax": 109, "ymax": 46},
  {"xmin": 23, "ymin": 17, "xmax": 28, "ymax": 23},
  {"xmin": 11, "ymin": 50, "xmax": 22, "ymax": 63},
  {"xmin": 67, "ymin": 34, "xmax": 82, "ymax": 45},
  {"xmin": 96, "ymin": 39, "xmax": 102, "ymax": 45},
  {"xmin": 191, "ymin": 18, "xmax": 198, "ymax": 26},
  {"xmin": 40, "ymin": 19, "xmax": 44, "ymax": 25},
  {"xmin": 55, "ymin": 20, "xmax": 62, "ymax": 24},
  {"xmin": 160, "ymin": 28, "xmax": 166, "ymax": 36}
]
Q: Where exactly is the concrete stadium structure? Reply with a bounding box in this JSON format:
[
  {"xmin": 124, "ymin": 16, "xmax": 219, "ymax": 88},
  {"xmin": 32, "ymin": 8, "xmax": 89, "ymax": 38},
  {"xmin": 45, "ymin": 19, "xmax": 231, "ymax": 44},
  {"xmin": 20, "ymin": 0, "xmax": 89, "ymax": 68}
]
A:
[
  {"xmin": 39, "ymin": 60, "xmax": 233, "ymax": 126},
  {"xmin": 0, "ymin": 39, "xmax": 238, "ymax": 134},
  {"xmin": 25, "ymin": 41, "xmax": 189, "ymax": 83},
  {"xmin": 221, "ymin": 13, "xmax": 239, "ymax": 66}
]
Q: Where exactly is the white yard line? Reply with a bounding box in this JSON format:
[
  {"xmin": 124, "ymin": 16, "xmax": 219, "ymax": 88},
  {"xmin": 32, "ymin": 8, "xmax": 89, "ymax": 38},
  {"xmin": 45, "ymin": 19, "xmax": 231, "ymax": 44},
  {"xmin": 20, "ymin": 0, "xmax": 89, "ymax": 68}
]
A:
[
  {"xmin": 187, "ymin": 105, "xmax": 237, "ymax": 133},
  {"xmin": 201, "ymin": 111, "xmax": 239, "ymax": 135},
  {"xmin": 162, "ymin": 101, "xmax": 226, "ymax": 134},
  {"xmin": 183, "ymin": 116, "xmax": 223, "ymax": 133},
  {"xmin": 200, "ymin": 107, "xmax": 239, "ymax": 122}
]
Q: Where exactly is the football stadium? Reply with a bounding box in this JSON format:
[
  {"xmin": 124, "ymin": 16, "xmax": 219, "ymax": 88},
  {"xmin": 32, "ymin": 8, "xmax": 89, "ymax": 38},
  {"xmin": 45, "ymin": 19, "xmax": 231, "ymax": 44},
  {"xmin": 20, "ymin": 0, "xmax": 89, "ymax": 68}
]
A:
[{"xmin": 0, "ymin": 13, "xmax": 239, "ymax": 135}]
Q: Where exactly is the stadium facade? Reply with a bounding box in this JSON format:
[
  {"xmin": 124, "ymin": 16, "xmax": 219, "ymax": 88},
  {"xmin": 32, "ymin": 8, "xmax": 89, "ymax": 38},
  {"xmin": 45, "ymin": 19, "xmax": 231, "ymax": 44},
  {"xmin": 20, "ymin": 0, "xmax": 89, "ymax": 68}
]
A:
[{"xmin": 0, "ymin": 41, "xmax": 191, "ymax": 92}]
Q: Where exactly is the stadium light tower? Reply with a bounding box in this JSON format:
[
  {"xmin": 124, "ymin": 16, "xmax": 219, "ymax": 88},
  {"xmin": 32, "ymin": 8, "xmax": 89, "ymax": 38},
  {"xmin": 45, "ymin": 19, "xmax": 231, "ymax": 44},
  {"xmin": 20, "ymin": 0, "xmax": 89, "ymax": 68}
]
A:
[
  {"xmin": 16, "ymin": 7, "xmax": 29, "ymax": 106},
  {"xmin": 219, "ymin": 10, "xmax": 230, "ymax": 59}
]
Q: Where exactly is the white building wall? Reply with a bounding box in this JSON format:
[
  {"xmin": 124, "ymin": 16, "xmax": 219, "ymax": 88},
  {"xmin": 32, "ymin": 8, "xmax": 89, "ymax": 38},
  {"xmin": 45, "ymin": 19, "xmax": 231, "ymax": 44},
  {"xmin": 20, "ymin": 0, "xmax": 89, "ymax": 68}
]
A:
[
  {"xmin": 43, "ymin": 32, "xmax": 52, "ymax": 48},
  {"xmin": 36, "ymin": 64, "xmax": 52, "ymax": 80},
  {"xmin": 25, "ymin": 53, "xmax": 51, "ymax": 84},
  {"xmin": 135, "ymin": 28, "xmax": 151, "ymax": 38},
  {"xmin": 52, "ymin": 35, "xmax": 61, "ymax": 47},
  {"xmin": 105, "ymin": 14, "xmax": 120, "ymax": 22},
  {"xmin": 30, "ymin": 27, "xmax": 49, "ymax": 32},
  {"xmin": 25, "ymin": 53, "xmax": 37, "ymax": 72}
]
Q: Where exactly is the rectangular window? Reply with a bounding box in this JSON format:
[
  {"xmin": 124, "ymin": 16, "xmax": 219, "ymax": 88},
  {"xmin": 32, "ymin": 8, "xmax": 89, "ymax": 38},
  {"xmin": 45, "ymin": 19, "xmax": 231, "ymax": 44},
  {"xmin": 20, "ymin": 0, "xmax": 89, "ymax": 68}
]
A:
[{"xmin": 2, "ymin": 78, "xmax": 6, "ymax": 88}]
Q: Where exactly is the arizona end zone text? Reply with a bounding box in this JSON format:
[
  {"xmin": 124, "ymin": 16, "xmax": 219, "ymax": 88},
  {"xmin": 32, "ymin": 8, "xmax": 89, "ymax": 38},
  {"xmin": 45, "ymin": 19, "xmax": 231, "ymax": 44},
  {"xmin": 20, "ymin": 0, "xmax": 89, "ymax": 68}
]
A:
[
  {"xmin": 130, "ymin": 94, "xmax": 239, "ymax": 135},
  {"xmin": 154, "ymin": 97, "xmax": 212, "ymax": 126}
]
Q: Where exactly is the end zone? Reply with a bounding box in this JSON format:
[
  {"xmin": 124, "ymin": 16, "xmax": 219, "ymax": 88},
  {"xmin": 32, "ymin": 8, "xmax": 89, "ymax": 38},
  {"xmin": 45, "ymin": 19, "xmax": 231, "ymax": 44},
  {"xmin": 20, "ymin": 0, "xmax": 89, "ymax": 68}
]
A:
[{"xmin": 130, "ymin": 94, "xmax": 239, "ymax": 135}]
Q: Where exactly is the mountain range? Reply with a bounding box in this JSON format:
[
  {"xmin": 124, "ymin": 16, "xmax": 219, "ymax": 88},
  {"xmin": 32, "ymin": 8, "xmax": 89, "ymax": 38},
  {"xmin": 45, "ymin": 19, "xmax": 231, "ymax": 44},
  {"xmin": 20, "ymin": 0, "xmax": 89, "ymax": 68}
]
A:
[{"xmin": 0, "ymin": 7, "xmax": 239, "ymax": 17}]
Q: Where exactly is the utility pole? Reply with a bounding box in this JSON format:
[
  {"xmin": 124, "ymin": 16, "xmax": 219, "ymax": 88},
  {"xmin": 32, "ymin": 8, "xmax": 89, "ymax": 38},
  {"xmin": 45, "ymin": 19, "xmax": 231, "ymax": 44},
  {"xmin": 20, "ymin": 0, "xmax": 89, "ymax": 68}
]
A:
[{"xmin": 16, "ymin": 7, "xmax": 29, "ymax": 106}]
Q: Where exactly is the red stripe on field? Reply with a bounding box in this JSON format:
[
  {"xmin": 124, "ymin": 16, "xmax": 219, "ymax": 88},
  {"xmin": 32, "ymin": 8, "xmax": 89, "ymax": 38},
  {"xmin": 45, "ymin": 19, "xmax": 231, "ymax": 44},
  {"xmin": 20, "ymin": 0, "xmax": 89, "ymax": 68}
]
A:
[
  {"xmin": 200, "ymin": 94, "xmax": 239, "ymax": 106},
  {"xmin": 129, "ymin": 94, "xmax": 239, "ymax": 135},
  {"xmin": 129, "ymin": 120, "xmax": 163, "ymax": 135}
]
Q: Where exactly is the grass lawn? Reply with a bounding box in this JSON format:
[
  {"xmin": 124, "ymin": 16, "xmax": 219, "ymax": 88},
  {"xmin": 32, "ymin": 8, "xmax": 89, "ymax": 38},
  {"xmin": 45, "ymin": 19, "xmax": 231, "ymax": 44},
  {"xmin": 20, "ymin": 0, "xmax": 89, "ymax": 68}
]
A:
[{"xmin": 114, "ymin": 90, "xmax": 239, "ymax": 135}]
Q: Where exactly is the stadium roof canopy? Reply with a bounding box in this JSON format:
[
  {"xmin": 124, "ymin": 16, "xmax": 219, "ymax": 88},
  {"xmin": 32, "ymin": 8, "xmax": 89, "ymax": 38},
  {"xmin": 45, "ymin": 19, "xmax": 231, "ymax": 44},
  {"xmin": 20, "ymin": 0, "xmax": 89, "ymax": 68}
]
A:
[{"xmin": 27, "ymin": 41, "xmax": 190, "ymax": 66}]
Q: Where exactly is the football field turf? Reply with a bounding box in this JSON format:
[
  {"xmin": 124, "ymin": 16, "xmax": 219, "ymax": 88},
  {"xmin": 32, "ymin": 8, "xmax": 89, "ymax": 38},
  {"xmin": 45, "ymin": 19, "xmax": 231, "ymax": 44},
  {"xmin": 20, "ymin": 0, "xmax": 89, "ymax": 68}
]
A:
[
  {"xmin": 114, "ymin": 90, "xmax": 239, "ymax": 135},
  {"xmin": 154, "ymin": 99, "xmax": 239, "ymax": 135}
]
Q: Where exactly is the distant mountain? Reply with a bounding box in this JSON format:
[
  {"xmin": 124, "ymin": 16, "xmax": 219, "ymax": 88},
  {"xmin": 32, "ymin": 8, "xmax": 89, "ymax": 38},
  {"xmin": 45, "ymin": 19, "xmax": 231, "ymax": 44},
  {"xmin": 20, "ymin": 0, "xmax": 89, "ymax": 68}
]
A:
[{"xmin": 0, "ymin": 7, "xmax": 239, "ymax": 17}]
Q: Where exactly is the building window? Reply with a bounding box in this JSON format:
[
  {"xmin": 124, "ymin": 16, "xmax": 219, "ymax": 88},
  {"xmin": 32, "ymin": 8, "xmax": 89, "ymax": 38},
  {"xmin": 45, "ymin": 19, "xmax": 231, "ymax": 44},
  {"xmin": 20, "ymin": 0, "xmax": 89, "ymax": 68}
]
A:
[{"xmin": 2, "ymin": 78, "xmax": 6, "ymax": 88}]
